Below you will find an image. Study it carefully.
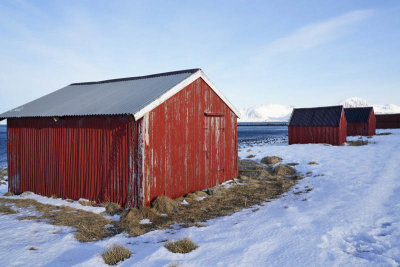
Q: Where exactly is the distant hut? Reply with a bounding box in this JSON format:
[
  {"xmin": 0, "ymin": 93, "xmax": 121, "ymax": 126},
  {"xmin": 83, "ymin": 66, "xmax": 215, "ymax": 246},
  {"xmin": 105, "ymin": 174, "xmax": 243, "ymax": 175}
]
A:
[
  {"xmin": 0, "ymin": 69, "xmax": 240, "ymax": 207},
  {"xmin": 344, "ymin": 107, "xmax": 376, "ymax": 136},
  {"xmin": 376, "ymin": 114, "xmax": 400, "ymax": 129},
  {"xmin": 288, "ymin": 106, "xmax": 347, "ymax": 145}
]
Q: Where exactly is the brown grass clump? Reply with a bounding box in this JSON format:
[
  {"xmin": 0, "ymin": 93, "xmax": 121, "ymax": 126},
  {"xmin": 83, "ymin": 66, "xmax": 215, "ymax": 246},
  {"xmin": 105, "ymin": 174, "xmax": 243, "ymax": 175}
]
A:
[
  {"xmin": 287, "ymin": 163, "xmax": 299, "ymax": 166},
  {"xmin": 246, "ymin": 154, "xmax": 256, "ymax": 158},
  {"xmin": 0, "ymin": 198, "xmax": 115, "ymax": 242},
  {"xmin": 3, "ymin": 192, "xmax": 14, "ymax": 197},
  {"xmin": 0, "ymin": 204, "xmax": 18, "ymax": 214},
  {"xmin": 102, "ymin": 245, "xmax": 132, "ymax": 265},
  {"xmin": 260, "ymin": 156, "xmax": 282, "ymax": 165},
  {"xmin": 164, "ymin": 238, "xmax": 198, "ymax": 254},
  {"xmin": 151, "ymin": 196, "xmax": 178, "ymax": 214},
  {"xmin": 104, "ymin": 202, "xmax": 122, "ymax": 215},
  {"xmin": 78, "ymin": 199, "xmax": 92, "ymax": 206},
  {"xmin": 347, "ymin": 140, "xmax": 368, "ymax": 146},
  {"xmin": 308, "ymin": 161, "xmax": 318, "ymax": 165},
  {"xmin": 272, "ymin": 164, "xmax": 296, "ymax": 176}
]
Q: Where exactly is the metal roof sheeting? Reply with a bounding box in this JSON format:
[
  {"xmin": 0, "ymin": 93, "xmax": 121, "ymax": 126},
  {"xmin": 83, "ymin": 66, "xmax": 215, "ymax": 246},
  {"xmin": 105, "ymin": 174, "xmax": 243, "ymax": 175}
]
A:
[
  {"xmin": 0, "ymin": 69, "xmax": 199, "ymax": 119},
  {"xmin": 289, "ymin": 106, "xmax": 343, "ymax": 126},
  {"xmin": 344, "ymin": 107, "xmax": 373, "ymax": 123}
]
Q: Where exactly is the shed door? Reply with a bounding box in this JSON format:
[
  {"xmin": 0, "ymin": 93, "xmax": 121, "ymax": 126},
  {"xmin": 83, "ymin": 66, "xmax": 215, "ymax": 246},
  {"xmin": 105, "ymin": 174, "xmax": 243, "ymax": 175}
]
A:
[{"xmin": 204, "ymin": 114, "xmax": 225, "ymax": 187}]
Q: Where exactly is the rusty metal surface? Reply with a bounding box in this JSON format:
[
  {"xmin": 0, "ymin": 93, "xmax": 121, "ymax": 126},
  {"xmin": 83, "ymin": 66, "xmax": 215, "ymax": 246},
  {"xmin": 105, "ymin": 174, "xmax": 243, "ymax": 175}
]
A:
[
  {"xmin": 376, "ymin": 114, "xmax": 400, "ymax": 129},
  {"xmin": 7, "ymin": 115, "xmax": 137, "ymax": 207},
  {"xmin": 289, "ymin": 110, "xmax": 347, "ymax": 145},
  {"xmin": 138, "ymin": 77, "xmax": 238, "ymax": 205}
]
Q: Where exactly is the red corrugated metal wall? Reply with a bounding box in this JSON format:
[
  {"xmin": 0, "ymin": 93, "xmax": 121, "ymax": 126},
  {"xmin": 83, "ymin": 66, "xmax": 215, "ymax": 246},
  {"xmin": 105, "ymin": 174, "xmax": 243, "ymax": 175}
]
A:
[
  {"xmin": 138, "ymin": 77, "xmax": 238, "ymax": 205},
  {"xmin": 7, "ymin": 115, "xmax": 137, "ymax": 207},
  {"xmin": 347, "ymin": 110, "xmax": 376, "ymax": 136},
  {"xmin": 289, "ymin": 110, "xmax": 347, "ymax": 145},
  {"xmin": 376, "ymin": 114, "xmax": 400, "ymax": 129}
]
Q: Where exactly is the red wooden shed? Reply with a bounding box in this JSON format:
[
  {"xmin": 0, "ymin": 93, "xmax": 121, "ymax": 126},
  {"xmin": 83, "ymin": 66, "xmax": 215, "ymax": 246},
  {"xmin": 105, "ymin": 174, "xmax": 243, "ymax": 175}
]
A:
[
  {"xmin": 0, "ymin": 69, "xmax": 240, "ymax": 207},
  {"xmin": 288, "ymin": 106, "xmax": 347, "ymax": 146},
  {"xmin": 344, "ymin": 107, "xmax": 376, "ymax": 136},
  {"xmin": 376, "ymin": 114, "xmax": 400, "ymax": 129}
]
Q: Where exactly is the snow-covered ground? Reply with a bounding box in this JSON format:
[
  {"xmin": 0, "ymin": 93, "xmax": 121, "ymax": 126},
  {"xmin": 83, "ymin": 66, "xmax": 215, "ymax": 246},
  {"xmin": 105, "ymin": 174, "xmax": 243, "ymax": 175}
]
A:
[{"xmin": 1, "ymin": 129, "xmax": 400, "ymax": 266}]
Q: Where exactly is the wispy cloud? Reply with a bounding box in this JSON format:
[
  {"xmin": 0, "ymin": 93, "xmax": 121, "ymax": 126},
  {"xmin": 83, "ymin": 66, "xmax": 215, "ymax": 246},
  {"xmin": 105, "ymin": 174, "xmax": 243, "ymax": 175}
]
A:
[{"xmin": 264, "ymin": 9, "xmax": 374, "ymax": 55}]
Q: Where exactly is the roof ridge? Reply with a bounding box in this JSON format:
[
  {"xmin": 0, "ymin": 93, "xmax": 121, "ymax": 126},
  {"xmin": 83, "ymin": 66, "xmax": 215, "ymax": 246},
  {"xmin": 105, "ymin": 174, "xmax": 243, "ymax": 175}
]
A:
[{"xmin": 70, "ymin": 68, "xmax": 201, "ymax": 86}]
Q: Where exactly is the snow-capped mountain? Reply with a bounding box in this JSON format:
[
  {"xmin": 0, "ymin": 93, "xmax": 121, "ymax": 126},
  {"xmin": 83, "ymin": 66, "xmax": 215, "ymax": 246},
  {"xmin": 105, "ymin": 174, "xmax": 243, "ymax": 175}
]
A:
[
  {"xmin": 239, "ymin": 97, "xmax": 400, "ymax": 122},
  {"xmin": 340, "ymin": 97, "xmax": 369, "ymax": 108},
  {"xmin": 238, "ymin": 104, "xmax": 293, "ymax": 122},
  {"xmin": 340, "ymin": 97, "xmax": 400, "ymax": 114}
]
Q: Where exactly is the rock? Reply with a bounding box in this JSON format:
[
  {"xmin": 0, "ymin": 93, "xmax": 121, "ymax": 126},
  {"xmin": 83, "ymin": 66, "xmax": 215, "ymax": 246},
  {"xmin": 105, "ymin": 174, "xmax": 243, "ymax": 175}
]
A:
[
  {"xmin": 308, "ymin": 161, "xmax": 319, "ymax": 165},
  {"xmin": 287, "ymin": 163, "xmax": 299, "ymax": 166},
  {"xmin": 260, "ymin": 156, "xmax": 282, "ymax": 165},
  {"xmin": 273, "ymin": 164, "xmax": 296, "ymax": 176},
  {"xmin": 151, "ymin": 196, "xmax": 178, "ymax": 214}
]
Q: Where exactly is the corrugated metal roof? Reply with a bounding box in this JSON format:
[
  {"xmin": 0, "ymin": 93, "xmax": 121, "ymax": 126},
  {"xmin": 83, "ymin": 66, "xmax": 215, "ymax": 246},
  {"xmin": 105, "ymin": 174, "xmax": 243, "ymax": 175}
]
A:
[
  {"xmin": 289, "ymin": 106, "xmax": 343, "ymax": 126},
  {"xmin": 0, "ymin": 69, "xmax": 200, "ymax": 119},
  {"xmin": 344, "ymin": 107, "xmax": 373, "ymax": 123}
]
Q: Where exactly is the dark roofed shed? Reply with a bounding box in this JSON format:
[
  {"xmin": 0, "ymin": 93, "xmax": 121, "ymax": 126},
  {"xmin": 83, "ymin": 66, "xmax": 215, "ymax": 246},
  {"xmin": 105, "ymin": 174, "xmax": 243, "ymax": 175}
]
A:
[
  {"xmin": 289, "ymin": 106, "xmax": 347, "ymax": 145},
  {"xmin": 344, "ymin": 107, "xmax": 376, "ymax": 136}
]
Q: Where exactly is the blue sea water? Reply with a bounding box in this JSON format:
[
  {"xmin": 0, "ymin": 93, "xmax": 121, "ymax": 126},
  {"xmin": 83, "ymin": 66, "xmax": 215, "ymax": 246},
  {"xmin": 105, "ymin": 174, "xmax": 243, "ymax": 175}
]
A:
[{"xmin": 0, "ymin": 123, "xmax": 288, "ymax": 168}]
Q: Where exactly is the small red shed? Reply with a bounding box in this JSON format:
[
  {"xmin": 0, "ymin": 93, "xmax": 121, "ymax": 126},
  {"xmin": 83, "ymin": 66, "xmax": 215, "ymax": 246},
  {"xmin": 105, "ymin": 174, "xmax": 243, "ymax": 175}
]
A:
[
  {"xmin": 0, "ymin": 69, "xmax": 240, "ymax": 207},
  {"xmin": 376, "ymin": 113, "xmax": 400, "ymax": 129},
  {"xmin": 288, "ymin": 106, "xmax": 347, "ymax": 146},
  {"xmin": 344, "ymin": 107, "xmax": 376, "ymax": 136}
]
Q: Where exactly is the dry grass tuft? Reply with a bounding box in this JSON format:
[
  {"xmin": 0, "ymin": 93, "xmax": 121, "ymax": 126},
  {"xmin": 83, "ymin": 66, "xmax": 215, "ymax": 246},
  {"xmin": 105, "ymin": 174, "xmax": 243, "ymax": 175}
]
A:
[
  {"xmin": 164, "ymin": 238, "xmax": 198, "ymax": 254},
  {"xmin": 308, "ymin": 161, "xmax": 319, "ymax": 165},
  {"xmin": 102, "ymin": 245, "xmax": 132, "ymax": 265},
  {"xmin": 3, "ymin": 192, "xmax": 14, "ymax": 197},
  {"xmin": 78, "ymin": 199, "xmax": 92, "ymax": 206},
  {"xmin": 151, "ymin": 196, "xmax": 178, "ymax": 214},
  {"xmin": 104, "ymin": 202, "xmax": 122, "ymax": 215},
  {"xmin": 260, "ymin": 156, "xmax": 282, "ymax": 165},
  {"xmin": 28, "ymin": 247, "xmax": 37, "ymax": 251},
  {"xmin": 272, "ymin": 164, "xmax": 296, "ymax": 176},
  {"xmin": 347, "ymin": 140, "xmax": 368, "ymax": 146},
  {"xmin": 0, "ymin": 204, "xmax": 18, "ymax": 214},
  {"xmin": 246, "ymin": 154, "xmax": 256, "ymax": 158}
]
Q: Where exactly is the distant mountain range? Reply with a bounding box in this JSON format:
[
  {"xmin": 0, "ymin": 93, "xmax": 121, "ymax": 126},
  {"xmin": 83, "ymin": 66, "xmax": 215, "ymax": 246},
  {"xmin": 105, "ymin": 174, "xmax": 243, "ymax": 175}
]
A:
[{"xmin": 238, "ymin": 97, "xmax": 400, "ymax": 122}]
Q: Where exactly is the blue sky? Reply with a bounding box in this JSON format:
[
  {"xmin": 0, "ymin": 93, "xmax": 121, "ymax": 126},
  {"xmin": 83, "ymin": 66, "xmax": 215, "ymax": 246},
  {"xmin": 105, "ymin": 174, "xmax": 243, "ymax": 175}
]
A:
[{"xmin": 0, "ymin": 0, "xmax": 399, "ymax": 114}]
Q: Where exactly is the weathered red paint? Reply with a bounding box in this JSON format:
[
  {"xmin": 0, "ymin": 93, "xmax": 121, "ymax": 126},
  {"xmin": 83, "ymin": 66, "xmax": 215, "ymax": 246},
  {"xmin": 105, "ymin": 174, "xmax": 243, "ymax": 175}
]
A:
[
  {"xmin": 376, "ymin": 114, "xmax": 400, "ymax": 129},
  {"xmin": 7, "ymin": 115, "xmax": 137, "ymax": 207},
  {"xmin": 6, "ymin": 77, "xmax": 238, "ymax": 207},
  {"xmin": 289, "ymin": 111, "xmax": 347, "ymax": 145},
  {"xmin": 347, "ymin": 109, "xmax": 376, "ymax": 136},
  {"xmin": 138, "ymin": 78, "xmax": 238, "ymax": 206}
]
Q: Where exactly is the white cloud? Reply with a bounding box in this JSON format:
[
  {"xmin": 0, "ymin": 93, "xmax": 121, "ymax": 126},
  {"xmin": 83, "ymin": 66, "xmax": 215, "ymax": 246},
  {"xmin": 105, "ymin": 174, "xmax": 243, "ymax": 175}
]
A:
[{"xmin": 264, "ymin": 9, "xmax": 374, "ymax": 55}]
